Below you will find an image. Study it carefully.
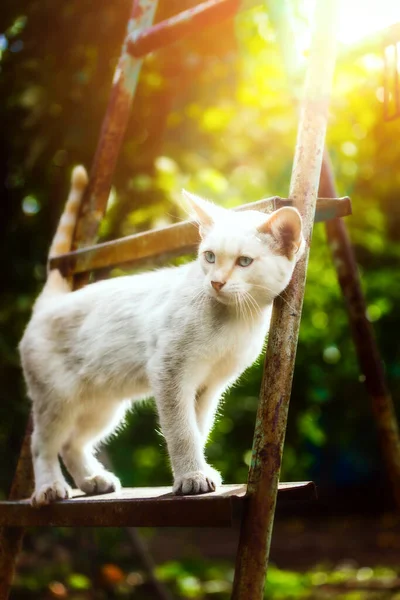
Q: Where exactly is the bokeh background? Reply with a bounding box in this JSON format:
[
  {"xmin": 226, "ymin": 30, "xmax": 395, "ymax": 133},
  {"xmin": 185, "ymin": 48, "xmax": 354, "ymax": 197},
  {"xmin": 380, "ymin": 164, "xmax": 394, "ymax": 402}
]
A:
[{"xmin": 1, "ymin": 0, "xmax": 400, "ymax": 598}]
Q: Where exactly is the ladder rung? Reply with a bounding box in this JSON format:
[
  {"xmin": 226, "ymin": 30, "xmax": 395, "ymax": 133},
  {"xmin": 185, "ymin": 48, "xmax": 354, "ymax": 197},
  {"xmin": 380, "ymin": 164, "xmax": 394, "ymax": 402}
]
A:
[
  {"xmin": 50, "ymin": 196, "xmax": 351, "ymax": 276},
  {"xmin": 0, "ymin": 482, "xmax": 315, "ymax": 528},
  {"xmin": 127, "ymin": 0, "xmax": 260, "ymax": 58}
]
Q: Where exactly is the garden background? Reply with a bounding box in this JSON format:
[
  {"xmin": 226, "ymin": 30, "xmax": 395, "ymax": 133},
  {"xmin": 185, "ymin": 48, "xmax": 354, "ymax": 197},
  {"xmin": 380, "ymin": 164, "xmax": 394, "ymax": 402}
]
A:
[{"xmin": 1, "ymin": 1, "xmax": 400, "ymax": 598}]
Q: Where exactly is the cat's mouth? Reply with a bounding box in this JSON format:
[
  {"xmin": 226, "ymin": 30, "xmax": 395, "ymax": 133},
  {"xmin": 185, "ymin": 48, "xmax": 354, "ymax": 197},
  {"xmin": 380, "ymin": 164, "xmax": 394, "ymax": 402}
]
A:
[{"xmin": 207, "ymin": 289, "xmax": 233, "ymax": 306}]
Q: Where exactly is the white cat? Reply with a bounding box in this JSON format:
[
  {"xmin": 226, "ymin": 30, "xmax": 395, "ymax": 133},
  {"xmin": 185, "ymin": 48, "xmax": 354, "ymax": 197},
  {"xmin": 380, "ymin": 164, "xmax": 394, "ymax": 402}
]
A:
[{"xmin": 19, "ymin": 166, "xmax": 305, "ymax": 506}]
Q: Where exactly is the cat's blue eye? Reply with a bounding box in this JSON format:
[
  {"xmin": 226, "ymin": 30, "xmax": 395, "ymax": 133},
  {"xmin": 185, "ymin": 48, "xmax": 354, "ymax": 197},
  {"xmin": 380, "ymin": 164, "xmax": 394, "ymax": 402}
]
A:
[
  {"xmin": 237, "ymin": 256, "xmax": 253, "ymax": 267},
  {"xmin": 204, "ymin": 251, "xmax": 216, "ymax": 263}
]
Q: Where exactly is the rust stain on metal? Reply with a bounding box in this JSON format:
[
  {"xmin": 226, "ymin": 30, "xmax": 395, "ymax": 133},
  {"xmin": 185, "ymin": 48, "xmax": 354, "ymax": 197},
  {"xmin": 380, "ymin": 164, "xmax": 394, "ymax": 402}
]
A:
[
  {"xmin": 128, "ymin": 0, "xmax": 244, "ymax": 58},
  {"xmin": 232, "ymin": 1, "xmax": 339, "ymax": 598},
  {"xmin": 272, "ymin": 396, "xmax": 284, "ymax": 432}
]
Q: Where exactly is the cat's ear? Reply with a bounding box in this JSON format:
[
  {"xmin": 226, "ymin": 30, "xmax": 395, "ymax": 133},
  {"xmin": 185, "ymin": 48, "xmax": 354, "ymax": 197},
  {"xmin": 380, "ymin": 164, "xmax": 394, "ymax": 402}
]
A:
[
  {"xmin": 182, "ymin": 190, "xmax": 216, "ymax": 237},
  {"xmin": 258, "ymin": 207, "xmax": 304, "ymax": 258}
]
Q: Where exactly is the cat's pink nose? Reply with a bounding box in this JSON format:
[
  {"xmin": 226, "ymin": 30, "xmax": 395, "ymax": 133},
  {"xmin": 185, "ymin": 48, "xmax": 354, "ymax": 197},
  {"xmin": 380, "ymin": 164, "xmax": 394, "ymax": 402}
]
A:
[{"xmin": 211, "ymin": 281, "xmax": 226, "ymax": 292}]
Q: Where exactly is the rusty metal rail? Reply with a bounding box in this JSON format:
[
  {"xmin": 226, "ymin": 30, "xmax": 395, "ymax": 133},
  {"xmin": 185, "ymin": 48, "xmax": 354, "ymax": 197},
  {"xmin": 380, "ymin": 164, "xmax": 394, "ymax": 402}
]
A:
[
  {"xmin": 73, "ymin": 1, "xmax": 158, "ymax": 258},
  {"xmin": 232, "ymin": 1, "xmax": 339, "ymax": 597},
  {"xmin": 268, "ymin": 0, "xmax": 400, "ymax": 512},
  {"xmin": 129, "ymin": 0, "xmax": 400, "ymax": 67},
  {"xmin": 50, "ymin": 196, "xmax": 351, "ymax": 276},
  {"xmin": 127, "ymin": 0, "xmax": 259, "ymax": 58},
  {"xmin": 319, "ymin": 153, "xmax": 400, "ymax": 508},
  {"xmin": 0, "ymin": 483, "xmax": 315, "ymax": 529}
]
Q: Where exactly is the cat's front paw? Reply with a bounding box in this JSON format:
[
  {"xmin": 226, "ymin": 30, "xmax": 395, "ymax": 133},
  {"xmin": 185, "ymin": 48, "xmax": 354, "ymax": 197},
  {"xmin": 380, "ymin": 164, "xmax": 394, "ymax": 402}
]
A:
[
  {"xmin": 79, "ymin": 472, "xmax": 121, "ymax": 496},
  {"xmin": 31, "ymin": 481, "xmax": 72, "ymax": 507},
  {"xmin": 173, "ymin": 467, "xmax": 222, "ymax": 495}
]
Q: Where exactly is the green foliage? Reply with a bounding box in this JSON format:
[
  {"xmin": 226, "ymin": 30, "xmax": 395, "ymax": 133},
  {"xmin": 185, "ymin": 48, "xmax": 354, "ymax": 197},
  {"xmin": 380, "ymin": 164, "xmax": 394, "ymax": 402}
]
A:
[
  {"xmin": 66, "ymin": 574, "xmax": 91, "ymax": 590},
  {"xmin": 13, "ymin": 551, "xmax": 400, "ymax": 599}
]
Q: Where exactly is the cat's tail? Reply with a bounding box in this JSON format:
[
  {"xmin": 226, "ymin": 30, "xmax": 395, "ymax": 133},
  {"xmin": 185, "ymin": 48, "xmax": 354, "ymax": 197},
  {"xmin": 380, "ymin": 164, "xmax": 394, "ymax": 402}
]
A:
[
  {"xmin": 48, "ymin": 165, "xmax": 88, "ymax": 261},
  {"xmin": 36, "ymin": 166, "xmax": 88, "ymax": 305}
]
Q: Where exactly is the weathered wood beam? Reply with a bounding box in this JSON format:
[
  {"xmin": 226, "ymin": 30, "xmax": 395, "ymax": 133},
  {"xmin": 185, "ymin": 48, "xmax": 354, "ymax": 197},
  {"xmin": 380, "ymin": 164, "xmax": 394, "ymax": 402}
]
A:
[{"xmin": 49, "ymin": 196, "xmax": 351, "ymax": 276}]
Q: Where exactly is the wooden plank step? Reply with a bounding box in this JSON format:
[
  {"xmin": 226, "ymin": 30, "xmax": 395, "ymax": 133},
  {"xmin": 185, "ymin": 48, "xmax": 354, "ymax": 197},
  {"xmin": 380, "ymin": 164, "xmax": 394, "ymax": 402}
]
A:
[
  {"xmin": 0, "ymin": 482, "xmax": 315, "ymax": 528},
  {"xmin": 50, "ymin": 196, "xmax": 351, "ymax": 276}
]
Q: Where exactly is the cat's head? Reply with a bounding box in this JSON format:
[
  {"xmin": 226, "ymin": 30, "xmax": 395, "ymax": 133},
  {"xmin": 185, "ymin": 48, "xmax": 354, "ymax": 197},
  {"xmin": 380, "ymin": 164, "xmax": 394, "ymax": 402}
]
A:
[{"xmin": 183, "ymin": 190, "xmax": 305, "ymax": 309}]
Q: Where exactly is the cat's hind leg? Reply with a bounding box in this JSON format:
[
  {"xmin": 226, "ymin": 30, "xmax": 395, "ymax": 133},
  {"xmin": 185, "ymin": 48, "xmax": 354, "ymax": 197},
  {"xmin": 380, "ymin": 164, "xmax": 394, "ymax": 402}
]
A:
[
  {"xmin": 30, "ymin": 400, "xmax": 77, "ymax": 507},
  {"xmin": 61, "ymin": 400, "xmax": 129, "ymax": 496}
]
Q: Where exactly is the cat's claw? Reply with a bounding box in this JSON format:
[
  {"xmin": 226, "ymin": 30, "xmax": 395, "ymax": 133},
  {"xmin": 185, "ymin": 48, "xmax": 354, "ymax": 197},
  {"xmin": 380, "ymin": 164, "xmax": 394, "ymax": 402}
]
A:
[
  {"xmin": 79, "ymin": 472, "xmax": 121, "ymax": 496},
  {"xmin": 173, "ymin": 467, "xmax": 222, "ymax": 495},
  {"xmin": 31, "ymin": 481, "xmax": 72, "ymax": 507}
]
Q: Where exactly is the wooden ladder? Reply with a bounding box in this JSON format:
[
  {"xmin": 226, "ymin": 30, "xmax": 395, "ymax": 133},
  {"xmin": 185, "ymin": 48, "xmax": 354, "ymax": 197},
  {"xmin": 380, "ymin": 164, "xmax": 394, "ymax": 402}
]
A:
[{"xmin": 1, "ymin": 1, "xmax": 398, "ymax": 599}]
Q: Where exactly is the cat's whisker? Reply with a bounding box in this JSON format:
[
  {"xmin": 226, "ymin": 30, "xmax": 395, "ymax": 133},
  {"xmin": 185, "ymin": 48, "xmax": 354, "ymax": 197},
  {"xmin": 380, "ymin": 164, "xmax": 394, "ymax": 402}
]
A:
[
  {"xmin": 234, "ymin": 290, "xmax": 254, "ymax": 328},
  {"xmin": 239, "ymin": 292, "xmax": 253, "ymax": 328},
  {"xmin": 251, "ymin": 283, "xmax": 297, "ymax": 314},
  {"xmin": 243, "ymin": 291, "xmax": 260, "ymax": 327},
  {"xmin": 242, "ymin": 297, "xmax": 255, "ymax": 327},
  {"xmin": 239, "ymin": 293, "xmax": 249, "ymax": 327},
  {"xmin": 240, "ymin": 289, "xmax": 262, "ymax": 316},
  {"xmin": 234, "ymin": 292, "xmax": 238, "ymax": 319},
  {"xmin": 234, "ymin": 291, "xmax": 241, "ymax": 321},
  {"xmin": 244, "ymin": 291, "xmax": 262, "ymax": 318},
  {"xmin": 164, "ymin": 212, "xmax": 196, "ymax": 224},
  {"xmin": 237, "ymin": 293, "xmax": 247, "ymax": 326}
]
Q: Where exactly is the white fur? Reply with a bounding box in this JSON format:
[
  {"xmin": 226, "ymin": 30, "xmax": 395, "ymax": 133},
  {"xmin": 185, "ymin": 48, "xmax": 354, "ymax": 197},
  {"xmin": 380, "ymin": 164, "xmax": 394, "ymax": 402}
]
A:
[{"xmin": 20, "ymin": 191, "xmax": 305, "ymax": 505}]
